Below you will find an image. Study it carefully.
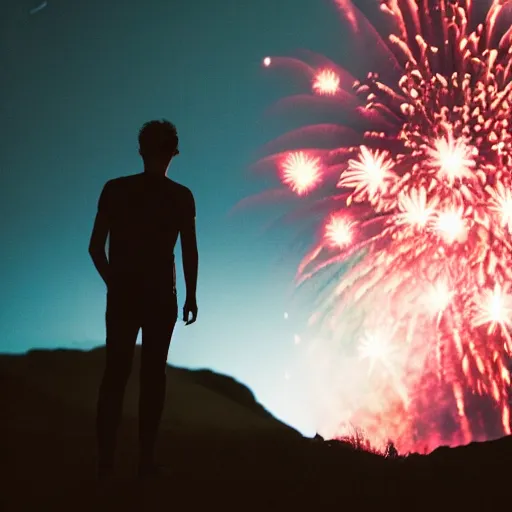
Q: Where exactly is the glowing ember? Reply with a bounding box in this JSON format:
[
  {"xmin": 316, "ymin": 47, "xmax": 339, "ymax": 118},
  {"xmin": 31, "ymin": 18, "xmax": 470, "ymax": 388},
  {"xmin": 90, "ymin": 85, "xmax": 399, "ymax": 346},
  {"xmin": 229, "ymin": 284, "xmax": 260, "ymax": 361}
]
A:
[
  {"xmin": 340, "ymin": 146, "xmax": 396, "ymax": 204},
  {"xmin": 256, "ymin": 0, "xmax": 512, "ymax": 453},
  {"xmin": 325, "ymin": 215, "xmax": 354, "ymax": 248},
  {"xmin": 359, "ymin": 330, "xmax": 396, "ymax": 375},
  {"xmin": 423, "ymin": 280, "xmax": 453, "ymax": 317},
  {"xmin": 396, "ymin": 187, "xmax": 437, "ymax": 229},
  {"xmin": 280, "ymin": 151, "xmax": 322, "ymax": 196},
  {"xmin": 435, "ymin": 209, "xmax": 467, "ymax": 244},
  {"xmin": 313, "ymin": 69, "xmax": 341, "ymax": 96},
  {"xmin": 426, "ymin": 134, "xmax": 477, "ymax": 186}
]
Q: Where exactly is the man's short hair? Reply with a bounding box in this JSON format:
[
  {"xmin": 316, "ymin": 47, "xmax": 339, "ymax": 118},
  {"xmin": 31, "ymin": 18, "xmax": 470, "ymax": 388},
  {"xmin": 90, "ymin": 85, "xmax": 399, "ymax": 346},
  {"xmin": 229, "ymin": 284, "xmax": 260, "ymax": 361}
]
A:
[{"xmin": 138, "ymin": 119, "xmax": 179, "ymax": 160}]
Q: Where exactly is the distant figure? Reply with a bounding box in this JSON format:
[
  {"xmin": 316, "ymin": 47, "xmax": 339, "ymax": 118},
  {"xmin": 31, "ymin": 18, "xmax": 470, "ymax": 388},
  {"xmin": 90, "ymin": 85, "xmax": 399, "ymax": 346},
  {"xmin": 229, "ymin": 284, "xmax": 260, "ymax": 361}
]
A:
[{"xmin": 88, "ymin": 119, "xmax": 198, "ymax": 481}]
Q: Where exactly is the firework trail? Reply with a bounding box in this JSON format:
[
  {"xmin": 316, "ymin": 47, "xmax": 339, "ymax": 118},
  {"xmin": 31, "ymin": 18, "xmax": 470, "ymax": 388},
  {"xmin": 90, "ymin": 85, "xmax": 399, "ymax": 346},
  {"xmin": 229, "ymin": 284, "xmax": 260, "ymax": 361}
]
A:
[{"xmin": 255, "ymin": 0, "xmax": 512, "ymax": 453}]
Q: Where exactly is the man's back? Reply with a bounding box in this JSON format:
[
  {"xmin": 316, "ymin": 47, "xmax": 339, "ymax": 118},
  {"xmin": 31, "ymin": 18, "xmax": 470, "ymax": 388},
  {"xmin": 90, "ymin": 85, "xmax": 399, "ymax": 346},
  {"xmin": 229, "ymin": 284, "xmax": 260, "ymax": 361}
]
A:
[
  {"xmin": 92, "ymin": 119, "xmax": 198, "ymax": 481},
  {"xmin": 100, "ymin": 172, "xmax": 195, "ymax": 286}
]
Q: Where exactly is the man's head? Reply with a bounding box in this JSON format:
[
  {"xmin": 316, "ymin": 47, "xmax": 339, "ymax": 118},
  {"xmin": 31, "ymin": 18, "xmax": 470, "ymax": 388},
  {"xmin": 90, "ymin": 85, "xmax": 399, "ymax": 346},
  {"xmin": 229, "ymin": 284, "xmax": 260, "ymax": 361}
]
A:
[{"xmin": 138, "ymin": 119, "xmax": 179, "ymax": 174}]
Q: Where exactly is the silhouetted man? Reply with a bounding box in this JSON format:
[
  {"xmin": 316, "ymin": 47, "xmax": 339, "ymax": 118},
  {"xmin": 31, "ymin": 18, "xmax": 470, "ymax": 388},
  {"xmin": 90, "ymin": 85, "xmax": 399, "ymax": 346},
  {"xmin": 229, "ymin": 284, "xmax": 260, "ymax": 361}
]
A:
[{"xmin": 89, "ymin": 119, "xmax": 198, "ymax": 481}]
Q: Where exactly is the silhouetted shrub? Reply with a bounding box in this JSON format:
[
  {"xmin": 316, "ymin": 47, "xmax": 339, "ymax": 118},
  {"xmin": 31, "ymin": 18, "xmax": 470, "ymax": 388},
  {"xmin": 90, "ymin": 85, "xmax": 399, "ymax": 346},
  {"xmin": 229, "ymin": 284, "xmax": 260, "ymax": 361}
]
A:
[
  {"xmin": 332, "ymin": 425, "xmax": 404, "ymax": 459},
  {"xmin": 334, "ymin": 425, "xmax": 385, "ymax": 455}
]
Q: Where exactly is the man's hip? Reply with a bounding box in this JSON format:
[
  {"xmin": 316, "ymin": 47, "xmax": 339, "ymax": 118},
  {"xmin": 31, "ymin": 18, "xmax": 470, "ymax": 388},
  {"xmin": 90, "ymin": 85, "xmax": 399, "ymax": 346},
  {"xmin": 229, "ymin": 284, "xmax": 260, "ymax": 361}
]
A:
[{"xmin": 106, "ymin": 282, "xmax": 177, "ymax": 320}]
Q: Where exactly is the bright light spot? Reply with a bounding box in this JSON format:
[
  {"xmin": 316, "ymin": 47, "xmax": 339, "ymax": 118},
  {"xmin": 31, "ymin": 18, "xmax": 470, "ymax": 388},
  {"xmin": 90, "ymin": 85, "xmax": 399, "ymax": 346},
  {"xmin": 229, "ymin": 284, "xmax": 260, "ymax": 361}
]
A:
[
  {"xmin": 312, "ymin": 69, "xmax": 340, "ymax": 96},
  {"xmin": 488, "ymin": 181, "xmax": 512, "ymax": 234},
  {"xmin": 396, "ymin": 187, "xmax": 437, "ymax": 229},
  {"xmin": 424, "ymin": 280, "xmax": 453, "ymax": 315},
  {"xmin": 435, "ymin": 209, "xmax": 466, "ymax": 243},
  {"xmin": 284, "ymin": 371, "xmax": 291, "ymax": 380},
  {"xmin": 284, "ymin": 312, "xmax": 289, "ymax": 320},
  {"xmin": 472, "ymin": 283, "xmax": 512, "ymax": 334},
  {"xmin": 359, "ymin": 330, "xmax": 395, "ymax": 374},
  {"xmin": 263, "ymin": 56, "xmax": 272, "ymax": 67},
  {"xmin": 325, "ymin": 214, "xmax": 354, "ymax": 247},
  {"xmin": 426, "ymin": 134, "xmax": 476, "ymax": 185},
  {"xmin": 294, "ymin": 334, "xmax": 301, "ymax": 344},
  {"xmin": 281, "ymin": 151, "xmax": 322, "ymax": 196},
  {"xmin": 340, "ymin": 146, "xmax": 396, "ymax": 200}
]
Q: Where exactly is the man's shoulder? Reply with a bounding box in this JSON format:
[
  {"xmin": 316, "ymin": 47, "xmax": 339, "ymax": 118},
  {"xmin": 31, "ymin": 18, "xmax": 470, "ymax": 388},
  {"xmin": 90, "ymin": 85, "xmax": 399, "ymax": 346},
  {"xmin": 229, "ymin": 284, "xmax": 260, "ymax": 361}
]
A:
[
  {"xmin": 103, "ymin": 174, "xmax": 134, "ymax": 190},
  {"xmin": 109, "ymin": 174, "xmax": 141, "ymax": 185},
  {"xmin": 104, "ymin": 175, "xmax": 194, "ymax": 203},
  {"xmin": 103, "ymin": 174, "xmax": 152, "ymax": 196},
  {"xmin": 166, "ymin": 179, "xmax": 194, "ymax": 200},
  {"xmin": 166, "ymin": 178, "xmax": 191, "ymax": 193},
  {"xmin": 167, "ymin": 180, "xmax": 196, "ymax": 218}
]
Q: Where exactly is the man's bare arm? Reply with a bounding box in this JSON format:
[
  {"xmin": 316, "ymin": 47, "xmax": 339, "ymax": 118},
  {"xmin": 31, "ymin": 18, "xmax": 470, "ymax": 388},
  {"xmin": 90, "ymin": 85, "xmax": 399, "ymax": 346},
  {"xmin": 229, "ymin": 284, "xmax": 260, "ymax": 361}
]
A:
[
  {"xmin": 181, "ymin": 191, "xmax": 198, "ymax": 324},
  {"xmin": 88, "ymin": 185, "xmax": 111, "ymax": 287},
  {"xmin": 181, "ymin": 216, "xmax": 198, "ymax": 298}
]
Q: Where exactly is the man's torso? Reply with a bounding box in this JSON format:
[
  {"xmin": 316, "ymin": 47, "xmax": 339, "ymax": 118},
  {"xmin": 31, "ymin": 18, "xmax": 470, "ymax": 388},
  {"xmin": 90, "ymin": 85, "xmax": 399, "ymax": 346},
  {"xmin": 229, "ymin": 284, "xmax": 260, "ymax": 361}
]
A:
[{"xmin": 103, "ymin": 172, "xmax": 192, "ymax": 290}]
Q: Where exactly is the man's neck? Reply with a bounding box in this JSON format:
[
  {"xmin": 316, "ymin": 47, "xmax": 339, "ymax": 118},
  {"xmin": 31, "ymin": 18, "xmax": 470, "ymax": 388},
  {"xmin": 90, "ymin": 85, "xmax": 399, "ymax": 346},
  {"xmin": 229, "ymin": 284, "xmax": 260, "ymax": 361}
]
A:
[
  {"xmin": 143, "ymin": 157, "xmax": 172, "ymax": 177},
  {"xmin": 143, "ymin": 169, "xmax": 167, "ymax": 178}
]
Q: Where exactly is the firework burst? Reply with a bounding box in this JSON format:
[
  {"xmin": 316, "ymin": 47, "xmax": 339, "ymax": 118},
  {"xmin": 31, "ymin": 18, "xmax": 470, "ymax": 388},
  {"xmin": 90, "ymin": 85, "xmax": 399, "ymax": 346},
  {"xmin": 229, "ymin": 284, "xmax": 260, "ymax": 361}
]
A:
[{"xmin": 255, "ymin": 0, "xmax": 512, "ymax": 453}]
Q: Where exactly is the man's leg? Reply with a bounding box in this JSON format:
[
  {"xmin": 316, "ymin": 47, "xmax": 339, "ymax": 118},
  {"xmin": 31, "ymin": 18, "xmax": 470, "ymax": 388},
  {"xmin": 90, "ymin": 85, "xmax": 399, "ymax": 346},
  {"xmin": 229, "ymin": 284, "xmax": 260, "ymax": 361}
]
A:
[
  {"xmin": 96, "ymin": 287, "xmax": 141, "ymax": 477},
  {"xmin": 138, "ymin": 288, "xmax": 178, "ymax": 472}
]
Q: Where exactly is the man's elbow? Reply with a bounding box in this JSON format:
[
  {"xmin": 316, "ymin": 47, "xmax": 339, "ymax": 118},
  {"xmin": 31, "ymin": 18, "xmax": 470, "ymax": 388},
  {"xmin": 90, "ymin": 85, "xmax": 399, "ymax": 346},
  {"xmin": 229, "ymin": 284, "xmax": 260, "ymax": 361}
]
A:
[{"xmin": 89, "ymin": 244, "xmax": 103, "ymax": 258}]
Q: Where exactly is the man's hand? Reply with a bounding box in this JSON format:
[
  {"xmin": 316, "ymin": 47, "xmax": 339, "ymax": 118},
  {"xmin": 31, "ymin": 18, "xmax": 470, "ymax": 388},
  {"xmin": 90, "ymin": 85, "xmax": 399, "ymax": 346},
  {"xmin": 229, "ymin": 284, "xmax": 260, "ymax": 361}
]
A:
[{"xmin": 183, "ymin": 297, "xmax": 198, "ymax": 325}]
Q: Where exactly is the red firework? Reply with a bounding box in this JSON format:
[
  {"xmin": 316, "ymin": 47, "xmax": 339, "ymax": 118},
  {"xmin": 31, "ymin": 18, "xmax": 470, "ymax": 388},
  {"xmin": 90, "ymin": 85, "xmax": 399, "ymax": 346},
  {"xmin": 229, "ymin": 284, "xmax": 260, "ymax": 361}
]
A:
[{"xmin": 256, "ymin": 0, "xmax": 512, "ymax": 453}]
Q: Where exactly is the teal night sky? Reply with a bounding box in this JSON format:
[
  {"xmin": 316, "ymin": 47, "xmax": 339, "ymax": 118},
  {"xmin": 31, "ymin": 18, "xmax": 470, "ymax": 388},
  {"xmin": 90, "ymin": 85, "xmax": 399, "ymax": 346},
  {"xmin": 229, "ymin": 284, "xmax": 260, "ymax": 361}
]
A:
[{"xmin": 0, "ymin": 0, "xmax": 347, "ymax": 435}]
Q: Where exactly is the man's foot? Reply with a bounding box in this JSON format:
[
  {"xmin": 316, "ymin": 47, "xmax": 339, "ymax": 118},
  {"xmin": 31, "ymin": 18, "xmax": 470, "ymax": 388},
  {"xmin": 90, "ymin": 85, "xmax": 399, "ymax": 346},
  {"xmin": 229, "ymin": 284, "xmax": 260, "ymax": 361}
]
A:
[{"xmin": 137, "ymin": 463, "xmax": 172, "ymax": 479}]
